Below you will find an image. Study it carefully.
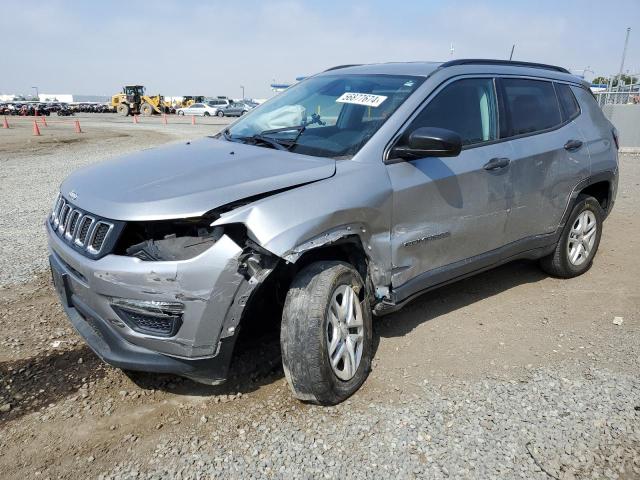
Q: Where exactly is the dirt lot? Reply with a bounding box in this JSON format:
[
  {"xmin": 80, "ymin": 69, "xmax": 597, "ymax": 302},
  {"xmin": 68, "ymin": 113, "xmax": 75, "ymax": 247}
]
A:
[{"xmin": 0, "ymin": 118, "xmax": 638, "ymax": 479}]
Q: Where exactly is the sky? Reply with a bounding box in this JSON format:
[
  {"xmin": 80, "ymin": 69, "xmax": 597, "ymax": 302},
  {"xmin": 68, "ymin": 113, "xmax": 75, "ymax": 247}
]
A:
[{"xmin": 1, "ymin": 0, "xmax": 638, "ymax": 99}]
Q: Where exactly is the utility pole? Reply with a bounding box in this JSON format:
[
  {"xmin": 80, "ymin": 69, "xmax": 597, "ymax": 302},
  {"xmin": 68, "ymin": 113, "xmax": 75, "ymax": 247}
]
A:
[
  {"xmin": 32, "ymin": 86, "xmax": 39, "ymax": 100},
  {"xmin": 509, "ymin": 44, "xmax": 515, "ymax": 61},
  {"xmin": 449, "ymin": 43, "xmax": 454, "ymax": 57},
  {"xmin": 617, "ymin": 27, "xmax": 631, "ymax": 88},
  {"xmin": 240, "ymin": 85, "xmax": 245, "ymax": 100}
]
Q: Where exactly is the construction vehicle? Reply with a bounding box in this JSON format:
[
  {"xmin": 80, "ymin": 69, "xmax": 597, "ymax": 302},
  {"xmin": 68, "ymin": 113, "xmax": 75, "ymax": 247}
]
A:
[
  {"xmin": 111, "ymin": 85, "xmax": 167, "ymax": 116},
  {"xmin": 178, "ymin": 96, "xmax": 206, "ymax": 108}
]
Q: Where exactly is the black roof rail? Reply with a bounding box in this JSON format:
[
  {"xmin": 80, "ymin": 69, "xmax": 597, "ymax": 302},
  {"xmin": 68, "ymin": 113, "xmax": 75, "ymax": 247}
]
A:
[
  {"xmin": 440, "ymin": 59, "xmax": 571, "ymax": 74},
  {"xmin": 324, "ymin": 64, "xmax": 362, "ymax": 72}
]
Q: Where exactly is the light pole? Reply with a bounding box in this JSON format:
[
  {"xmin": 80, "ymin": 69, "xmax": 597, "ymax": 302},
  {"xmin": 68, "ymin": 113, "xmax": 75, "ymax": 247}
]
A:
[
  {"xmin": 32, "ymin": 86, "xmax": 39, "ymax": 100},
  {"xmin": 617, "ymin": 27, "xmax": 631, "ymax": 89},
  {"xmin": 240, "ymin": 85, "xmax": 245, "ymax": 100}
]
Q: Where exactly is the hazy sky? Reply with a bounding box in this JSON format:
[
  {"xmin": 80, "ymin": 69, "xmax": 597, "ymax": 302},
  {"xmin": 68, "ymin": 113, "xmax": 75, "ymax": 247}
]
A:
[{"xmin": 1, "ymin": 0, "xmax": 638, "ymax": 98}]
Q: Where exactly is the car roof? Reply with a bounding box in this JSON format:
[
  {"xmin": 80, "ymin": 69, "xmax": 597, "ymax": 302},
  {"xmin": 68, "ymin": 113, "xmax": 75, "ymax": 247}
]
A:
[{"xmin": 319, "ymin": 59, "xmax": 586, "ymax": 86}]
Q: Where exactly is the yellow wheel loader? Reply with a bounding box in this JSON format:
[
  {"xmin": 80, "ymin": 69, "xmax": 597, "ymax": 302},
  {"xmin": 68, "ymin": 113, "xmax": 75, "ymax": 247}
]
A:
[
  {"xmin": 111, "ymin": 85, "xmax": 167, "ymax": 116},
  {"xmin": 180, "ymin": 96, "xmax": 206, "ymax": 108}
]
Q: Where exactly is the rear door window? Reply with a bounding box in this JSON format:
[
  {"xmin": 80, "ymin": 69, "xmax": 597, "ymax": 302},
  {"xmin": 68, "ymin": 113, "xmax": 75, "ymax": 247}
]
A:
[
  {"xmin": 501, "ymin": 78, "xmax": 562, "ymax": 137},
  {"xmin": 555, "ymin": 83, "xmax": 580, "ymax": 122}
]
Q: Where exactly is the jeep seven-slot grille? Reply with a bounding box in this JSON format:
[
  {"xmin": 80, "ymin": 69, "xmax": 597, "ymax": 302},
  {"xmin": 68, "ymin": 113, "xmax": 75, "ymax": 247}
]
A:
[{"xmin": 49, "ymin": 194, "xmax": 116, "ymax": 257}]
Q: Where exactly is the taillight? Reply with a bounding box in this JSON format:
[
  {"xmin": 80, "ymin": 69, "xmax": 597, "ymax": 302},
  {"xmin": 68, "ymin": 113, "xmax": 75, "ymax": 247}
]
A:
[{"xmin": 612, "ymin": 128, "xmax": 620, "ymax": 150}]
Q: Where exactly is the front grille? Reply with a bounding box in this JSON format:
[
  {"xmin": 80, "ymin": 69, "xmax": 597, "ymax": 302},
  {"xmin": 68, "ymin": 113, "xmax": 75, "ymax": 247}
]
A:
[
  {"xmin": 49, "ymin": 194, "xmax": 119, "ymax": 258},
  {"xmin": 65, "ymin": 210, "xmax": 81, "ymax": 240},
  {"xmin": 76, "ymin": 216, "xmax": 94, "ymax": 246},
  {"xmin": 89, "ymin": 222, "xmax": 112, "ymax": 253}
]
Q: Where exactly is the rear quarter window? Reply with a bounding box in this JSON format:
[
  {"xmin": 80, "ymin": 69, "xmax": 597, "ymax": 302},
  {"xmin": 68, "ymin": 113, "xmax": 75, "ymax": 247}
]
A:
[
  {"xmin": 555, "ymin": 83, "xmax": 580, "ymax": 122},
  {"xmin": 501, "ymin": 78, "xmax": 562, "ymax": 137}
]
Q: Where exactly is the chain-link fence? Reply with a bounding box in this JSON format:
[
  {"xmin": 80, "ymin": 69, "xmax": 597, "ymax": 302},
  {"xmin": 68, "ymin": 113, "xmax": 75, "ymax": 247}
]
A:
[{"xmin": 593, "ymin": 84, "xmax": 640, "ymax": 106}]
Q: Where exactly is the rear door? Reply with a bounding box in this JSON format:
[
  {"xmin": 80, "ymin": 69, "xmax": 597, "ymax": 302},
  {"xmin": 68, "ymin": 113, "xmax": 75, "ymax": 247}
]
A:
[
  {"xmin": 386, "ymin": 77, "xmax": 511, "ymax": 292},
  {"xmin": 499, "ymin": 78, "xmax": 590, "ymax": 243}
]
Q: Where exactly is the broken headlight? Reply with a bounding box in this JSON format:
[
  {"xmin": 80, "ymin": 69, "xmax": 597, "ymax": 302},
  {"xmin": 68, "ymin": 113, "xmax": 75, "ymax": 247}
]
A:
[{"xmin": 116, "ymin": 217, "xmax": 224, "ymax": 261}]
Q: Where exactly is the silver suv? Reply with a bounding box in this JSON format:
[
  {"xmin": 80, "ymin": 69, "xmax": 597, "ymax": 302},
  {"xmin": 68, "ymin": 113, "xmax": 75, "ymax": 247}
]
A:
[{"xmin": 47, "ymin": 60, "xmax": 619, "ymax": 404}]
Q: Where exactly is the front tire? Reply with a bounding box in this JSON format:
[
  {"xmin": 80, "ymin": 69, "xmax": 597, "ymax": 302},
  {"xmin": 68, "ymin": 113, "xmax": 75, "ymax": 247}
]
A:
[
  {"xmin": 539, "ymin": 194, "xmax": 604, "ymax": 278},
  {"xmin": 216, "ymin": 110, "xmax": 224, "ymax": 117},
  {"xmin": 281, "ymin": 261, "xmax": 373, "ymax": 405},
  {"xmin": 116, "ymin": 103, "xmax": 130, "ymax": 116},
  {"xmin": 140, "ymin": 103, "xmax": 154, "ymax": 116}
]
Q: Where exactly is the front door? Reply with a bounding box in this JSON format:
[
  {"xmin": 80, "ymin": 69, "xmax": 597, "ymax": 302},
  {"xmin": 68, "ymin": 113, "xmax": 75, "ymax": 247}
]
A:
[{"xmin": 386, "ymin": 77, "xmax": 511, "ymax": 298}]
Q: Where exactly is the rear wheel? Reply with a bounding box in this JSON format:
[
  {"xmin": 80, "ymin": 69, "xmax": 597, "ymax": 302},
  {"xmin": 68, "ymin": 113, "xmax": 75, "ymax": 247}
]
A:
[
  {"xmin": 281, "ymin": 261, "xmax": 373, "ymax": 405},
  {"xmin": 203, "ymin": 111, "xmax": 210, "ymax": 117},
  {"xmin": 116, "ymin": 103, "xmax": 130, "ymax": 116},
  {"xmin": 140, "ymin": 103, "xmax": 154, "ymax": 116},
  {"xmin": 216, "ymin": 110, "xmax": 224, "ymax": 117},
  {"xmin": 178, "ymin": 110, "xmax": 184, "ymax": 116},
  {"xmin": 539, "ymin": 194, "xmax": 604, "ymax": 278}
]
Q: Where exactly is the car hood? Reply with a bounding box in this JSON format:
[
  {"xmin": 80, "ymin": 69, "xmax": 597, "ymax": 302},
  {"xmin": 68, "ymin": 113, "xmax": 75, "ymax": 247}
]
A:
[{"xmin": 60, "ymin": 138, "xmax": 336, "ymax": 221}]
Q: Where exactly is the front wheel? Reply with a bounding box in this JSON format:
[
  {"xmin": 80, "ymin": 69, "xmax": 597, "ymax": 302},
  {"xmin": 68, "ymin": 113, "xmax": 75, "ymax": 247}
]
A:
[
  {"xmin": 203, "ymin": 111, "xmax": 210, "ymax": 117},
  {"xmin": 539, "ymin": 194, "xmax": 604, "ymax": 278},
  {"xmin": 140, "ymin": 103, "xmax": 154, "ymax": 116},
  {"xmin": 216, "ymin": 110, "xmax": 224, "ymax": 117},
  {"xmin": 281, "ymin": 261, "xmax": 373, "ymax": 405},
  {"xmin": 116, "ymin": 103, "xmax": 130, "ymax": 116}
]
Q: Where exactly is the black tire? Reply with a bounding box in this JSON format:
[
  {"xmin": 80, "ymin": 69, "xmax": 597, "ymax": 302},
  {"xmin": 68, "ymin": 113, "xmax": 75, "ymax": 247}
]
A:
[
  {"xmin": 281, "ymin": 261, "xmax": 373, "ymax": 405},
  {"xmin": 116, "ymin": 103, "xmax": 130, "ymax": 116},
  {"xmin": 204, "ymin": 111, "xmax": 210, "ymax": 117},
  {"xmin": 178, "ymin": 110, "xmax": 184, "ymax": 116},
  {"xmin": 539, "ymin": 194, "xmax": 604, "ymax": 278},
  {"xmin": 216, "ymin": 110, "xmax": 224, "ymax": 117},
  {"xmin": 140, "ymin": 103, "xmax": 154, "ymax": 116}
]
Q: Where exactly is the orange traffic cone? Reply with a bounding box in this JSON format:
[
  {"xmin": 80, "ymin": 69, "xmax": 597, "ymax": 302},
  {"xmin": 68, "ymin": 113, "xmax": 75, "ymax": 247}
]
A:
[
  {"xmin": 2, "ymin": 116, "xmax": 9, "ymax": 129},
  {"xmin": 191, "ymin": 115, "xmax": 195, "ymax": 125},
  {"xmin": 40, "ymin": 116, "xmax": 47, "ymax": 127},
  {"xmin": 74, "ymin": 120, "xmax": 82, "ymax": 133},
  {"xmin": 32, "ymin": 120, "xmax": 41, "ymax": 136},
  {"xmin": 133, "ymin": 115, "xmax": 139, "ymax": 124}
]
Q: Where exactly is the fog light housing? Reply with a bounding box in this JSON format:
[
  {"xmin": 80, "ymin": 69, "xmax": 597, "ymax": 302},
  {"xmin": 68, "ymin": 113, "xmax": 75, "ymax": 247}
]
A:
[{"xmin": 110, "ymin": 298, "xmax": 184, "ymax": 337}]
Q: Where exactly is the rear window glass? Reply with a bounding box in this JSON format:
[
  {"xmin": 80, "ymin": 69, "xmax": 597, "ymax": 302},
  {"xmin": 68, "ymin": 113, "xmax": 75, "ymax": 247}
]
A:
[
  {"xmin": 502, "ymin": 78, "xmax": 562, "ymax": 136},
  {"xmin": 555, "ymin": 83, "xmax": 580, "ymax": 122}
]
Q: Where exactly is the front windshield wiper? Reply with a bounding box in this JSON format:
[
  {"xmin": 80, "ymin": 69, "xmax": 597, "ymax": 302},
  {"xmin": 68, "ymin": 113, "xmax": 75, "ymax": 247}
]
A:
[{"xmin": 228, "ymin": 125, "xmax": 306, "ymax": 151}]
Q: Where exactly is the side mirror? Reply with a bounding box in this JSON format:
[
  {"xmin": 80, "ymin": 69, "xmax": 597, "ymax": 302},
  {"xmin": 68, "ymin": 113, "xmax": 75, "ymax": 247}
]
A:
[{"xmin": 390, "ymin": 127, "xmax": 462, "ymax": 160}]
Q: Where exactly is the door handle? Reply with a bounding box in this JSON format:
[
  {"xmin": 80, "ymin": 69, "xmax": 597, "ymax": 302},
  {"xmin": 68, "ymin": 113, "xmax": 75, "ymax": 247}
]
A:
[
  {"xmin": 564, "ymin": 139, "xmax": 583, "ymax": 151},
  {"xmin": 483, "ymin": 157, "xmax": 511, "ymax": 171}
]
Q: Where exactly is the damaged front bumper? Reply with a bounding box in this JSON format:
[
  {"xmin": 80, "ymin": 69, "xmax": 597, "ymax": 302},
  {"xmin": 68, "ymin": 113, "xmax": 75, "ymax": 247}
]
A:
[{"xmin": 46, "ymin": 220, "xmax": 255, "ymax": 384}]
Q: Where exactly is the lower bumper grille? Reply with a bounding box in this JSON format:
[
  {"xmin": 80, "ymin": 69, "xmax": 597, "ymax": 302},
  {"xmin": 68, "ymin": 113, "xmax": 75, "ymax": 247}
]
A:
[{"xmin": 110, "ymin": 299, "xmax": 184, "ymax": 337}]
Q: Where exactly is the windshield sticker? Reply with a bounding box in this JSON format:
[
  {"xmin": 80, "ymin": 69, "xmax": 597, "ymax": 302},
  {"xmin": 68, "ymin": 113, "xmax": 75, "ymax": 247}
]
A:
[{"xmin": 336, "ymin": 92, "xmax": 387, "ymax": 108}]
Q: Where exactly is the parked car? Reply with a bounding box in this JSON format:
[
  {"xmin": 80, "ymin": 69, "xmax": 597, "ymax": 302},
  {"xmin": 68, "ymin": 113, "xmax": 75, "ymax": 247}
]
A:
[
  {"xmin": 206, "ymin": 97, "xmax": 233, "ymax": 108},
  {"xmin": 217, "ymin": 102, "xmax": 253, "ymax": 117},
  {"xmin": 47, "ymin": 59, "xmax": 618, "ymax": 405},
  {"xmin": 57, "ymin": 107, "xmax": 74, "ymax": 116},
  {"xmin": 176, "ymin": 103, "xmax": 220, "ymax": 116}
]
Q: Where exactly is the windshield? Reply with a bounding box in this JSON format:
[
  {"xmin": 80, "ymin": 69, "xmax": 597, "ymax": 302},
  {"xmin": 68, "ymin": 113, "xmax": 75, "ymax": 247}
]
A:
[{"xmin": 226, "ymin": 74, "xmax": 424, "ymax": 158}]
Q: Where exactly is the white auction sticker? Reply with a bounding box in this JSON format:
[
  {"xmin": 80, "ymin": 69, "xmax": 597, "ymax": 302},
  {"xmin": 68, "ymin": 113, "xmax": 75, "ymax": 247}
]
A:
[{"xmin": 336, "ymin": 92, "xmax": 387, "ymax": 107}]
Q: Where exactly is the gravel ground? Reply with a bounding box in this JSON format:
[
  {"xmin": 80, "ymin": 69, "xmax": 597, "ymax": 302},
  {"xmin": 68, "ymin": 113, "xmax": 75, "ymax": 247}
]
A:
[
  {"xmin": 0, "ymin": 122, "xmax": 638, "ymax": 480},
  {"xmin": 0, "ymin": 113, "xmax": 231, "ymax": 286},
  {"xmin": 99, "ymin": 365, "xmax": 639, "ymax": 480}
]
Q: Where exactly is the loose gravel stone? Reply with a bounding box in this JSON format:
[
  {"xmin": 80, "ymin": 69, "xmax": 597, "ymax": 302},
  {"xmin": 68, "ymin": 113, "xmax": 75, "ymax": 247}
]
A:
[{"xmin": 98, "ymin": 365, "xmax": 640, "ymax": 480}]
